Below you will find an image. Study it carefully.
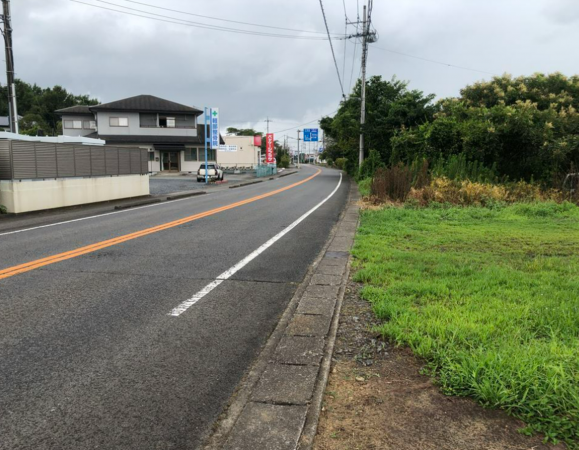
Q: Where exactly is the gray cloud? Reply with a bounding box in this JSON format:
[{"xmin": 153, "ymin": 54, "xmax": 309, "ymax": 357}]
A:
[{"xmin": 9, "ymin": 0, "xmax": 579, "ymax": 148}]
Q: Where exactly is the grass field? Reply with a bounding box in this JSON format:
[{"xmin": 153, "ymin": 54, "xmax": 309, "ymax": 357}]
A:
[{"xmin": 352, "ymin": 202, "xmax": 579, "ymax": 447}]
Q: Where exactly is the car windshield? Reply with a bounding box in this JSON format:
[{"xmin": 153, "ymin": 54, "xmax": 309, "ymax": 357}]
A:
[{"xmin": 200, "ymin": 164, "xmax": 216, "ymax": 169}]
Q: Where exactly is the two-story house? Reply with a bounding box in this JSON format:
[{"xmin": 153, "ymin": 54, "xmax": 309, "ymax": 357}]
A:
[{"xmin": 56, "ymin": 95, "xmax": 223, "ymax": 173}]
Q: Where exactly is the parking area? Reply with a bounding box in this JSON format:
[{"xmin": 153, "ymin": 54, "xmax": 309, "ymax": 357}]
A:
[{"xmin": 149, "ymin": 172, "xmax": 257, "ymax": 195}]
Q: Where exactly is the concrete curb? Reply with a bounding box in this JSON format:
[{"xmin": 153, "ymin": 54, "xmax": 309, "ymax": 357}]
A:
[
  {"xmin": 165, "ymin": 191, "xmax": 207, "ymax": 201},
  {"xmin": 229, "ymin": 170, "xmax": 298, "ymax": 189},
  {"xmin": 229, "ymin": 180, "xmax": 264, "ymax": 189},
  {"xmin": 113, "ymin": 198, "xmax": 162, "ymax": 210},
  {"xmin": 202, "ymin": 176, "xmax": 360, "ymax": 450}
]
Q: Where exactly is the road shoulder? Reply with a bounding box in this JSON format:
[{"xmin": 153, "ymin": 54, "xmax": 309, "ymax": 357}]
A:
[{"xmin": 202, "ymin": 176, "xmax": 360, "ymax": 450}]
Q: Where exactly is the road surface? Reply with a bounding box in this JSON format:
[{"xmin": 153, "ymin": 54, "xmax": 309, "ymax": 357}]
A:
[{"xmin": 0, "ymin": 166, "xmax": 348, "ymax": 450}]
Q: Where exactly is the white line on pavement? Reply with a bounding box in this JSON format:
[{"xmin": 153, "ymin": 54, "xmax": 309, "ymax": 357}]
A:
[
  {"xmin": 0, "ymin": 196, "xmax": 201, "ymax": 237},
  {"xmin": 169, "ymin": 173, "xmax": 343, "ymax": 317}
]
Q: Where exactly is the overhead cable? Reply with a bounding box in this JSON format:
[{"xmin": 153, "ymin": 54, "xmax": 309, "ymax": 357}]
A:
[
  {"xmin": 118, "ymin": 0, "xmax": 341, "ymax": 36},
  {"xmin": 71, "ymin": 0, "xmax": 331, "ymax": 40},
  {"xmin": 318, "ymin": 0, "xmax": 346, "ymax": 98},
  {"xmin": 272, "ymin": 109, "xmax": 339, "ymax": 134},
  {"xmin": 372, "ymin": 46, "xmax": 498, "ymax": 75}
]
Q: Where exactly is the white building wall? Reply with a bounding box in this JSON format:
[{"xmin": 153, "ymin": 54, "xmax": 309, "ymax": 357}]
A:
[
  {"xmin": 61, "ymin": 114, "xmax": 97, "ymax": 137},
  {"xmin": 220, "ymin": 136, "xmax": 259, "ymax": 168},
  {"xmin": 0, "ymin": 175, "xmax": 149, "ymax": 214},
  {"xmin": 96, "ymin": 111, "xmax": 198, "ymax": 137}
]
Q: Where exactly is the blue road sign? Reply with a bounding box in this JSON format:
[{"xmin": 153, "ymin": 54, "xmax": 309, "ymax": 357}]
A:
[{"xmin": 303, "ymin": 128, "xmax": 319, "ymax": 142}]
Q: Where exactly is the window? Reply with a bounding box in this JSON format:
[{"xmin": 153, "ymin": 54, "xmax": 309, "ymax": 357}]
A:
[
  {"xmin": 196, "ymin": 148, "xmax": 215, "ymax": 161},
  {"xmin": 64, "ymin": 120, "xmax": 73, "ymax": 129},
  {"xmin": 149, "ymin": 151, "xmax": 155, "ymax": 161},
  {"xmin": 110, "ymin": 117, "xmax": 129, "ymax": 127},
  {"xmin": 184, "ymin": 148, "xmax": 198, "ymax": 161},
  {"xmin": 140, "ymin": 113, "xmax": 157, "ymax": 128},
  {"xmin": 72, "ymin": 120, "xmax": 82, "ymax": 129},
  {"xmin": 83, "ymin": 120, "xmax": 96, "ymax": 129},
  {"xmin": 175, "ymin": 114, "xmax": 195, "ymax": 128},
  {"xmin": 159, "ymin": 116, "xmax": 175, "ymax": 128}
]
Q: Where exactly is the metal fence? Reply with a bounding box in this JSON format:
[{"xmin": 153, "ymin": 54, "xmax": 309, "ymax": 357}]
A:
[
  {"xmin": 0, "ymin": 139, "xmax": 148, "ymax": 180},
  {"xmin": 256, "ymin": 164, "xmax": 277, "ymax": 178}
]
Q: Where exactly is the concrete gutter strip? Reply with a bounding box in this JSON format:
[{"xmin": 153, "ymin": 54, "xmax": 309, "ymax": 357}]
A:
[
  {"xmin": 165, "ymin": 191, "xmax": 206, "ymax": 201},
  {"xmin": 113, "ymin": 198, "xmax": 162, "ymax": 210},
  {"xmin": 202, "ymin": 176, "xmax": 360, "ymax": 450},
  {"xmin": 278, "ymin": 171, "xmax": 297, "ymax": 178},
  {"xmin": 229, "ymin": 180, "xmax": 264, "ymax": 189}
]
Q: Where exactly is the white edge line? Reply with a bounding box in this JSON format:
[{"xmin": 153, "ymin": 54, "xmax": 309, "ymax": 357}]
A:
[
  {"xmin": 169, "ymin": 173, "xmax": 343, "ymax": 317},
  {"xmin": 0, "ymin": 195, "xmax": 203, "ymax": 237}
]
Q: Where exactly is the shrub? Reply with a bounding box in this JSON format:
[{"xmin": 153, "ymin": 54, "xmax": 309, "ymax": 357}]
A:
[
  {"xmin": 278, "ymin": 154, "xmax": 290, "ymax": 169},
  {"xmin": 371, "ymin": 164, "xmax": 414, "ymax": 202},
  {"xmin": 335, "ymin": 157, "xmax": 347, "ymax": 171},
  {"xmin": 408, "ymin": 177, "xmax": 564, "ymax": 206},
  {"xmin": 359, "ymin": 149, "xmax": 384, "ymax": 180},
  {"xmin": 358, "ymin": 178, "xmax": 371, "ymax": 197},
  {"xmin": 0, "ymin": 204, "xmax": 6, "ymax": 214}
]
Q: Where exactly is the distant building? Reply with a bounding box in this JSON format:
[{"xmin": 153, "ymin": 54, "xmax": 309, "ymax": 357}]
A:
[
  {"xmin": 220, "ymin": 135, "xmax": 261, "ymax": 169},
  {"xmin": 56, "ymin": 95, "xmax": 223, "ymax": 173},
  {"xmin": 0, "ymin": 115, "xmax": 23, "ymax": 132}
]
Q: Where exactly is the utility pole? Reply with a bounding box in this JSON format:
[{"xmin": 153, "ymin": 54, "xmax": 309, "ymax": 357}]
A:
[
  {"xmin": 265, "ymin": 117, "xmax": 272, "ymax": 134},
  {"xmin": 346, "ymin": 0, "xmax": 375, "ymax": 168},
  {"xmin": 297, "ymin": 129, "xmax": 301, "ymax": 168},
  {"xmin": 1, "ymin": 0, "xmax": 18, "ymax": 134},
  {"xmin": 359, "ymin": 4, "xmax": 368, "ymax": 168}
]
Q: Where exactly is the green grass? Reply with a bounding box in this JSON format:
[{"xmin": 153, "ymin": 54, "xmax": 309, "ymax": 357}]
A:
[
  {"xmin": 352, "ymin": 202, "xmax": 579, "ymax": 447},
  {"xmin": 357, "ymin": 178, "xmax": 372, "ymax": 197}
]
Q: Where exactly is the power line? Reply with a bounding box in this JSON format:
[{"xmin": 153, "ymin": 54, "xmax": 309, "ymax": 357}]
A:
[
  {"xmin": 318, "ymin": 0, "xmax": 346, "ymax": 98},
  {"xmin": 341, "ymin": 0, "xmax": 348, "ymax": 86},
  {"xmin": 71, "ymin": 0, "xmax": 331, "ymax": 40},
  {"xmin": 118, "ymin": 0, "xmax": 339, "ymax": 36},
  {"xmin": 271, "ymin": 109, "xmax": 338, "ymax": 134},
  {"xmin": 372, "ymin": 46, "xmax": 497, "ymax": 76}
]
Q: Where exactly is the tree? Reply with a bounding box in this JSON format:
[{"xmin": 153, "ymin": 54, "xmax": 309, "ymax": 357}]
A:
[
  {"xmin": 320, "ymin": 76, "xmax": 436, "ymax": 176},
  {"xmin": 0, "ymin": 79, "xmax": 99, "ymax": 135},
  {"xmin": 226, "ymin": 127, "xmax": 262, "ymax": 136}
]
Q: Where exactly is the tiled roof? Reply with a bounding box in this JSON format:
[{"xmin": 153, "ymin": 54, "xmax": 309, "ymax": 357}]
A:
[{"xmin": 90, "ymin": 95, "xmax": 202, "ymax": 114}]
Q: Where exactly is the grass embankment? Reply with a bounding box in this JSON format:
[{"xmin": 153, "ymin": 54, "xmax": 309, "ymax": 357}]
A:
[{"xmin": 353, "ymin": 202, "xmax": 579, "ymax": 447}]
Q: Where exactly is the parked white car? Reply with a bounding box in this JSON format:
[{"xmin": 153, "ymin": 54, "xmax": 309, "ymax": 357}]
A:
[{"xmin": 197, "ymin": 163, "xmax": 224, "ymax": 182}]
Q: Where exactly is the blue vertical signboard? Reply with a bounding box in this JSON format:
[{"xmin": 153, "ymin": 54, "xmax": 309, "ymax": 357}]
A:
[
  {"xmin": 204, "ymin": 107, "xmax": 219, "ymax": 184},
  {"xmin": 210, "ymin": 108, "xmax": 219, "ymax": 149},
  {"xmin": 303, "ymin": 128, "xmax": 319, "ymax": 142}
]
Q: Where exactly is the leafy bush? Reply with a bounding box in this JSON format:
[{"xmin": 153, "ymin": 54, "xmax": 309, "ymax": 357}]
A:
[
  {"xmin": 0, "ymin": 204, "xmax": 6, "ymax": 214},
  {"xmin": 358, "ymin": 178, "xmax": 371, "ymax": 197},
  {"xmin": 278, "ymin": 153, "xmax": 290, "ymax": 169},
  {"xmin": 359, "ymin": 149, "xmax": 384, "ymax": 180},
  {"xmin": 335, "ymin": 157, "xmax": 347, "ymax": 171}
]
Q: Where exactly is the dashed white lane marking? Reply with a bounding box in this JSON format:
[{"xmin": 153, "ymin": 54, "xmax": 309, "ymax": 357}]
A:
[{"xmin": 169, "ymin": 173, "xmax": 343, "ymax": 317}]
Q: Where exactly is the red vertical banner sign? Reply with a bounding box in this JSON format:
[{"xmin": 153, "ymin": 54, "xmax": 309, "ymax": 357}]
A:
[{"xmin": 266, "ymin": 133, "xmax": 275, "ymax": 164}]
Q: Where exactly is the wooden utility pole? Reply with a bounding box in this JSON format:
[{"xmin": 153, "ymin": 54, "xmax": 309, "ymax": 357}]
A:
[{"xmin": 1, "ymin": 0, "xmax": 18, "ymax": 133}]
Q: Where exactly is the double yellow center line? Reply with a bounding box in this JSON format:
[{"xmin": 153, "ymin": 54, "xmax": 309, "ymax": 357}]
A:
[{"xmin": 0, "ymin": 169, "xmax": 321, "ymax": 281}]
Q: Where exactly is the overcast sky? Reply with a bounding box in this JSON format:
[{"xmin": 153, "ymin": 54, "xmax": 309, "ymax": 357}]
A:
[{"xmin": 11, "ymin": 0, "xmax": 579, "ymax": 148}]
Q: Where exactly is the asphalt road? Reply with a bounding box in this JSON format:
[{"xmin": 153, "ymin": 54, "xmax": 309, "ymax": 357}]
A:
[{"xmin": 0, "ymin": 166, "xmax": 349, "ymax": 450}]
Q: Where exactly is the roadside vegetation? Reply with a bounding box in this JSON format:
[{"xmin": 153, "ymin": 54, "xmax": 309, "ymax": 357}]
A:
[
  {"xmin": 353, "ymin": 203, "xmax": 579, "ymax": 447},
  {"xmin": 322, "ymin": 72, "xmax": 579, "ymax": 447}
]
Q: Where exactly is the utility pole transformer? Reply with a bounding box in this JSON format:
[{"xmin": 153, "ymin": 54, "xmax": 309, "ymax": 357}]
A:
[{"xmin": 1, "ymin": 0, "xmax": 17, "ymax": 134}]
